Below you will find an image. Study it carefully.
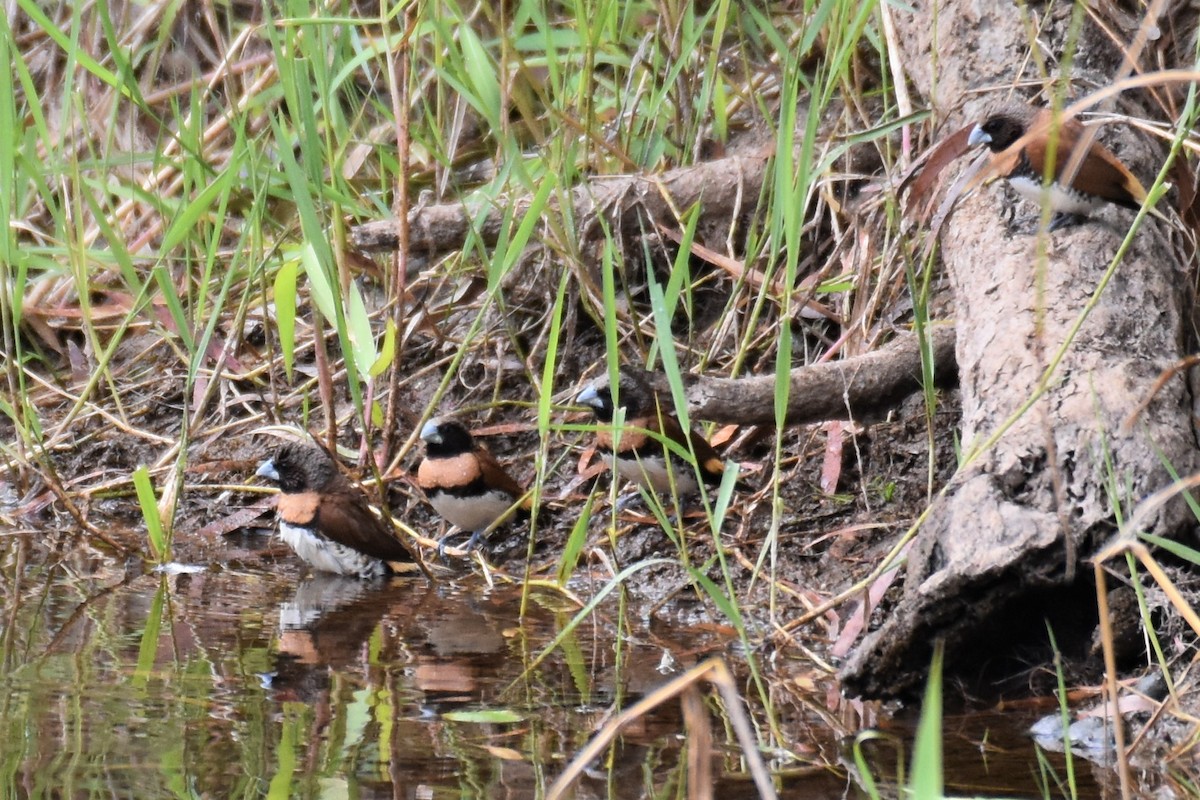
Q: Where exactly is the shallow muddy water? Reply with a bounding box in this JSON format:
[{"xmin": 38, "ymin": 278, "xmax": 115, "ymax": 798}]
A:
[{"xmin": 0, "ymin": 530, "xmax": 1138, "ymax": 798}]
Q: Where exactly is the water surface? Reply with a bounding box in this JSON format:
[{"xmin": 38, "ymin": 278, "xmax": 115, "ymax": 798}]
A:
[{"xmin": 0, "ymin": 531, "xmax": 1133, "ymax": 798}]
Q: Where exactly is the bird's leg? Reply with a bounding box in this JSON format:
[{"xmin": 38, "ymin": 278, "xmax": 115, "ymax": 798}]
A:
[
  {"xmin": 613, "ymin": 490, "xmax": 642, "ymax": 512},
  {"xmin": 438, "ymin": 529, "xmax": 486, "ymax": 558},
  {"xmin": 1047, "ymin": 211, "xmax": 1084, "ymax": 232}
]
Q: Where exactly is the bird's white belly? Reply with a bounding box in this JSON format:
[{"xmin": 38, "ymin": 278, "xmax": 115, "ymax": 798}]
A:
[
  {"xmin": 1008, "ymin": 176, "xmax": 1101, "ymax": 216},
  {"xmin": 279, "ymin": 522, "xmax": 387, "ymax": 577},
  {"xmin": 607, "ymin": 452, "xmax": 699, "ymax": 495},
  {"xmin": 430, "ymin": 490, "xmax": 516, "ymax": 532}
]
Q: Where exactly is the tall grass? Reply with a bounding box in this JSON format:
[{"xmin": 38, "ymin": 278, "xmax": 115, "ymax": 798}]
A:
[{"xmin": 3, "ymin": 0, "xmax": 916, "ymax": 771}]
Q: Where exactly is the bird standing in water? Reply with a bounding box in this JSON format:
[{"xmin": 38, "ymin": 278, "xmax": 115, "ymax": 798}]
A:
[{"xmin": 256, "ymin": 442, "xmax": 416, "ymax": 578}]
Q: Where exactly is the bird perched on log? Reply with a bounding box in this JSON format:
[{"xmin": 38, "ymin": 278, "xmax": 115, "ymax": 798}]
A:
[
  {"xmin": 577, "ymin": 366, "xmax": 740, "ymax": 497},
  {"xmin": 968, "ymin": 104, "xmax": 1147, "ymax": 232},
  {"xmin": 417, "ymin": 418, "xmax": 531, "ymax": 552},
  {"xmin": 256, "ymin": 442, "xmax": 416, "ymax": 578}
]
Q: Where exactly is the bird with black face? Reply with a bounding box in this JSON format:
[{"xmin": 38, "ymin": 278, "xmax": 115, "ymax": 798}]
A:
[
  {"xmin": 968, "ymin": 103, "xmax": 1146, "ymax": 232},
  {"xmin": 417, "ymin": 418, "xmax": 531, "ymax": 552},
  {"xmin": 577, "ymin": 366, "xmax": 736, "ymax": 498},
  {"xmin": 256, "ymin": 441, "xmax": 416, "ymax": 578}
]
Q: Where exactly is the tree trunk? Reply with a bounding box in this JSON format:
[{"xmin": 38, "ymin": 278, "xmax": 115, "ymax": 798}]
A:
[{"xmin": 840, "ymin": 1, "xmax": 1199, "ymax": 697}]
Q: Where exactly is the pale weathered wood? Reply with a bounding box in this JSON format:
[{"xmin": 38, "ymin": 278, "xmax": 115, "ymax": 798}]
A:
[
  {"xmin": 839, "ymin": 2, "xmax": 1198, "ymax": 698},
  {"xmin": 634, "ymin": 325, "xmax": 957, "ymax": 427},
  {"xmin": 351, "ymin": 150, "xmax": 770, "ymax": 255}
]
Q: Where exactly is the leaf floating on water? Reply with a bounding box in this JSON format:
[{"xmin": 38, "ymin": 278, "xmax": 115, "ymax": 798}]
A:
[
  {"xmin": 480, "ymin": 746, "xmax": 525, "ymax": 762},
  {"xmin": 441, "ymin": 709, "xmax": 525, "ymax": 724},
  {"xmin": 152, "ymin": 563, "xmax": 208, "ymax": 575}
]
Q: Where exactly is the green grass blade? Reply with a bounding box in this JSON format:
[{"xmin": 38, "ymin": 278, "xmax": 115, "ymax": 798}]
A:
[
  {"xmin": 345, "ymin": 279, "xmax": 379, "ymax": 379},
  {"xmin": 556, "ymin": 492, "xmax": 594, "ymax": 586},
  {"xmin": 274, "ymin": 257, "xmax": 300, "ymax": 382},
  {"xmin": 133, "ymin": 465, "xmax": 168, "ymax": 563},
  {"xmin": 910, "ymin": 642, "xmax": 945, "ymax": 799}
]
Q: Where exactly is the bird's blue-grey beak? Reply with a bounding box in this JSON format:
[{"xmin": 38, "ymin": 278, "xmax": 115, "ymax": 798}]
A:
[
  {"xmin": 577, "ymin": 386, "xmax": 601, "ymax": 408},
  {"xmin": 419, "ymin": 420, "xmax": 442, "ymax": 444},
  {"xmin": 967, "ymin": 125, "xmax": 990, "ymax": 148},
  {"xmin": 255, "ymin": 459, "xmax": 279, "ymax": 481}
]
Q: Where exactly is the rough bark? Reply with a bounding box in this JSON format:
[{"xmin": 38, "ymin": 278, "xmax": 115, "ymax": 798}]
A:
[{"xmin": 840, "ymin": 2, "xmax": 1199, "ymax": 697}]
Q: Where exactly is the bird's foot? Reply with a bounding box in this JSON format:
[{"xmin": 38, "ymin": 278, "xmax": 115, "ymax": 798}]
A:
[{"xmin": 437, "ymin": 529, "xmax": 485, "ymax": 559}]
